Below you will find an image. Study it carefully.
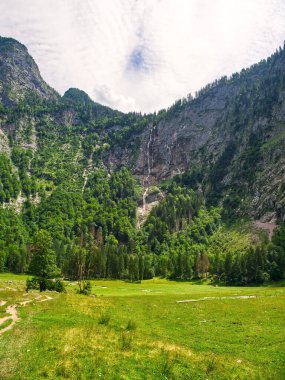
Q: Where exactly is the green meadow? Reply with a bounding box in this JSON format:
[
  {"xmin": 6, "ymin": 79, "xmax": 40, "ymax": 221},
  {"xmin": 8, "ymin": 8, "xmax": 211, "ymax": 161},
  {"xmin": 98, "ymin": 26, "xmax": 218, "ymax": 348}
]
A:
[{"xmin": 0, "ymin": 275, "xmax": 284, "ymax": 380}]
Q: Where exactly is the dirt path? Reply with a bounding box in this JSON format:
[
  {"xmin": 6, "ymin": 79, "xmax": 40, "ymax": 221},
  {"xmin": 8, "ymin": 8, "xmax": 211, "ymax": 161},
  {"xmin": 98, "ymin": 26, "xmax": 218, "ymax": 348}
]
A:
[
  {"xmin": 4, "ymin": 287, "xmax": 17, "ymax": 291},
  {"xmin": 0, "ymin": 294, "xmax": 53, "ymax": 335},
  {"xmin": 37, "ymin": 295, "xmax": 53, "ymax": 302},
  {"xmin": 0, "ymin": 304, "xmax": 19, "ymax": 334},
  {"xmin": 19, "ymin": 300, "xmax": 33, "ymax": 307}
]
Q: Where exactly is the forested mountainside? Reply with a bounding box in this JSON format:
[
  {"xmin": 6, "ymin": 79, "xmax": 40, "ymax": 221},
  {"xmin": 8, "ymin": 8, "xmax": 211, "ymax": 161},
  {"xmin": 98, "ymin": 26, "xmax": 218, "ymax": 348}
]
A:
[{"xmin": 0, "ymin": 36, "xmax": 284, "ymax": 283}]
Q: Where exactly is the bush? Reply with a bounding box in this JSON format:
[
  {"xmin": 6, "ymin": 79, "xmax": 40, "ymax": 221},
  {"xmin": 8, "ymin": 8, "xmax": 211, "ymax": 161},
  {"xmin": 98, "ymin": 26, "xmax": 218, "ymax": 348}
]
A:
[
  {"xmin": 26, "ymin": 277, "xmax": 39, "ymax": 291},
  {"xmin": 26, "ymin": 277, "xmax": 65, "ymax": 292},
  {"xmin": 48, "ymin": 279, "xmax": 65, "ymax": 292},
  {"xmin": 77, "ymin": 280, "xmax": 92, "ymax": 295}
]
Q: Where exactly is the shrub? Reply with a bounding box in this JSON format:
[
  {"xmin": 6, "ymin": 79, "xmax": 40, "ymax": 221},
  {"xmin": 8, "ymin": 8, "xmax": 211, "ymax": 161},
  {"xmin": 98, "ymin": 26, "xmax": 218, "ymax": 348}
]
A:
[
  {"xmin": 26, "ymin": 277, "xmax": 65, "ymax": 292},
  {"xmin": 77, "ymin": 280, "xmax": 92, "ymax": 295},
  {"xmin": 26, "ymin": 277, "xmax": 40, "ymax": 291},
  {"xmin": 98, "ymin": 313, "xmax": 110, "ymax": 325},
  {"xmin": 48, "ymin": 279, "xmax": 65, "ymax": 292}
]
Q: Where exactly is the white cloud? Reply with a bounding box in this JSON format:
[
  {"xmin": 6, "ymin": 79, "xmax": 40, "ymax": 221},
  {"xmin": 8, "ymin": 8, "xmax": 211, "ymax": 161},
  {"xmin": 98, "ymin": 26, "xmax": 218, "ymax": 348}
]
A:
[
  {"xmin": 93, "ymin": 84, "xmax": 137, "ymax": 111},
  {"xmin": 0, "ymin": 0, "xmax": 285, "ymax": 113}
]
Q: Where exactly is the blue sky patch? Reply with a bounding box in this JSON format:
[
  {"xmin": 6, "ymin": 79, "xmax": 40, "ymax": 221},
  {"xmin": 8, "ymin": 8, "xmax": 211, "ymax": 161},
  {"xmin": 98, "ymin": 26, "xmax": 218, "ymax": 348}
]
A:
[{"xmin": 128, "ymin": 47, "xmax": 147, "ymax": 71}]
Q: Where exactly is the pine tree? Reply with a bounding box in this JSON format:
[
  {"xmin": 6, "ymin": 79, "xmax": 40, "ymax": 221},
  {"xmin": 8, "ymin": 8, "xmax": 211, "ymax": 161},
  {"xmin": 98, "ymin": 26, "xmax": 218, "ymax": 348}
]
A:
[{"xmin": 29, "ymin": 229, "xmax": 59, "ymax": 291}]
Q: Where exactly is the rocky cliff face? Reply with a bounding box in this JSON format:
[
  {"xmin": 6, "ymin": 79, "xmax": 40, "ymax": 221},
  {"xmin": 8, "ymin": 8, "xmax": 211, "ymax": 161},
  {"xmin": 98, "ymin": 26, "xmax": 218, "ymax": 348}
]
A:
[
  {"xmin": 0, "ymin": 37, "xmax": 59, "ymax": 104},
  {"xmin": 106, "ymin": 48, "xmax": 285, "ymax": 221}
]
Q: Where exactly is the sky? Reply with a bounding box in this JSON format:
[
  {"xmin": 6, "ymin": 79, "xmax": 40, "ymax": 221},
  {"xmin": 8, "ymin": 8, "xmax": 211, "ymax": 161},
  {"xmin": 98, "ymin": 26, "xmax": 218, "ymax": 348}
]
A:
[{"xmin": 0, "ymin": 0, "xmax": 285, "ymax": 113}]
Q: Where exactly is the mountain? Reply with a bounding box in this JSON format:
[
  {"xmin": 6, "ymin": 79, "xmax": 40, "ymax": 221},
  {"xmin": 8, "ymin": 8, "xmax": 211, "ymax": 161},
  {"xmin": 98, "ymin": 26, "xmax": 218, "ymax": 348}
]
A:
[
  {"xmin": 107, "ymin": 48, "xmax": 285, "ymax": 222},
  {"xmin": 0, "ymin": 36, "xmax": 284, "ymax": 282},
  {"xmin": 0, "ymin": 37, "xmax": 59, "ymax": 105}
]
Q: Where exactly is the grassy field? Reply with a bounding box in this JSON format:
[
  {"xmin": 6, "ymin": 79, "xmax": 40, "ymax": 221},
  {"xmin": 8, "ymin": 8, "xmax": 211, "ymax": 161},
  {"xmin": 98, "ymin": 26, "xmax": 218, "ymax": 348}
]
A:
[{"xmin": 0, "ymin": 275, "xmax": 284, "ymax": 379}]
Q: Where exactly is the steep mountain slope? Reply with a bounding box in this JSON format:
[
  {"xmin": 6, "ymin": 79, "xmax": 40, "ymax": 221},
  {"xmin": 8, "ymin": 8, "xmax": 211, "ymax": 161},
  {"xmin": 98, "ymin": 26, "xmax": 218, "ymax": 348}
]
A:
[
  {"xmin": 107, "ymin": 46, "xmax": 285, "ymax": 221},
  {"xmin": 0, "ymin": 37, "xmax": 59, "ymax": 105},
  {"xmin": 0, "ymin": 36, "xmax": 284, "ymax": 222}
]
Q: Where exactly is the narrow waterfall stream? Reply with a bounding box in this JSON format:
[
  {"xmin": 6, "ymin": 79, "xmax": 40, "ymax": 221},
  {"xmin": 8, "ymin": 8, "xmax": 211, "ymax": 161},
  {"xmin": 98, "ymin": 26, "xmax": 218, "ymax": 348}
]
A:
[
  {"xmin": 82, "ymin": 150, "xmax": 94, "ymax": 194},
  {"xmin": 142, "ymin": 126, "xmax": 154, "ymax": 216}
]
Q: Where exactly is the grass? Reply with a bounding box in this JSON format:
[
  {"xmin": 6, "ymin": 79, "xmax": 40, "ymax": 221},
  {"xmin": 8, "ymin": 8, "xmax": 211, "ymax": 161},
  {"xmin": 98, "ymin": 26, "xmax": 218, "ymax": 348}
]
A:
[
  {"xmin": 0, "ymin": 319, "xmax": 12, "ymax": 330},
  {"xmin": 0, "ymin": 274, "xmax": 284, "ymax": 379},
  {"xmin": 126, "ymin": 319, "xmax": 137, "ymax": 331},
  {"xmin": 98, "ymin": 313, "xmax": 111, "ymax": 325},
  {"xmin": 0, "ymin": 273, "xmax": 29, "ymax": 281}
]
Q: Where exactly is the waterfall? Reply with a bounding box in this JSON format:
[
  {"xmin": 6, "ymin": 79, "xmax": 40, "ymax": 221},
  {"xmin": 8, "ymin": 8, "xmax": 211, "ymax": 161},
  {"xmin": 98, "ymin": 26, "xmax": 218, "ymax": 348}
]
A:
[
  {"xmin": 82, "ymin": 150, "xmax": 94, "ymax": 195},
  {"xmin": 142, "ymin": 126, "xmax": 154, "ymax": 215}
]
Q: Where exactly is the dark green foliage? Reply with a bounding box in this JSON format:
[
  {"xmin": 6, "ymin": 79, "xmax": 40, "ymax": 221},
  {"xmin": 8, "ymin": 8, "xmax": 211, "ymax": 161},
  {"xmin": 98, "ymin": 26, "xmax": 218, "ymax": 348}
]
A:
[
  {"xmin": 26, "ymin": 277, "xmax": 39, "ymax": 291},
  {"xmin": 47, "ymin": 279, "xmax": 65, "ymax": 292},
  {"xmin": 175, "ymin": 166, "xmax": 204, "ymax": 191},
  {"xmin": 29, "ymin": 230, "xmax": 60, "ymax": 279},
  {"xmin": 209, "ymin": 142, "xmax": 236, "ymax": 187},
  {"xmin": 26, "ymin": 277, "xmax": 65, "ymax": 292},
  {"xmin": 83, "ymin": 168, "xmax": 138, "ymax": 243},
  {"xmin": 11, "ymin": 148, "xmax": 36, "ymax": 197},
  {"xmin": 0, "ymin": 154, "xmax": 20, "ymax": 202},
  {"xmin": 0, "ymin": 158, "xmax": 283, "ymax": 285},
  {"xmin": 63, "ymin": 88, "xmax": 96, "ymax": 107},
  {"xmin": 0, "ymin": 208, "xmax": 28, "ymax": 272},
  {"xmin": 210, "ymin": 224, "xmax": 285, "ymax": 285},
  {"xmin": 268, "ymin": 224, "xmax": 285, "ymax": 280},
  {"xmin": 141, "ymin": 185, "xmax": 201, "ymax": 250}
]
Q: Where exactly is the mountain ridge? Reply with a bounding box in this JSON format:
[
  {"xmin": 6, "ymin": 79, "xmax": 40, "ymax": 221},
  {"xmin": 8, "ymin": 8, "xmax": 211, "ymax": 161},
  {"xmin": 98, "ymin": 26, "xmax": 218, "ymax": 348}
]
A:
[
  {"xmin": 0, "ymin": 36, "xmax": 59, "ymax": 105},
  {"xmin": 0, "ymin": 36, "xmax": 284, "ymax": 223}
]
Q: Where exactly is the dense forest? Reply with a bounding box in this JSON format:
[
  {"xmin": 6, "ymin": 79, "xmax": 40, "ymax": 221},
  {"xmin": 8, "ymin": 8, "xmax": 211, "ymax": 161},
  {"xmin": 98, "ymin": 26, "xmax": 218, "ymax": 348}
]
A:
[{"xmin": 0, "ymin": 163, "xmax": 284, "ymax": 285}]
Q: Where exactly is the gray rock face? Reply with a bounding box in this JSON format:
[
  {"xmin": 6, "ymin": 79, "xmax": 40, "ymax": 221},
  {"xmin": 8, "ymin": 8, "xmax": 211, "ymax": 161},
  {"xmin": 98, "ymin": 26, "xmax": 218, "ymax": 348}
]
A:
[
  {"xmin": 140, "ymin": 92, "xmax": 233, "ymax": 179},
  {"xmin": 107, "ymin": 81, "xmax": 239, "ymax": 180},
  {"xmin": 106, "ymin": 49, "xmax": 285, "ymax": 220},
  {"xmin": 0, "ymin": 37, "xmax": 59, "ymax": 104}
]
